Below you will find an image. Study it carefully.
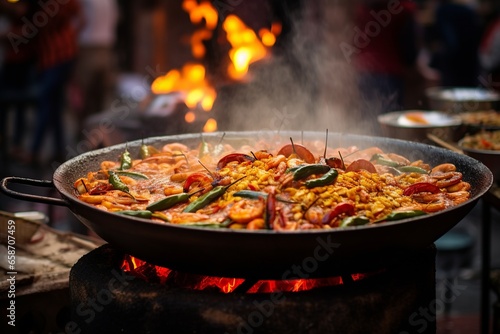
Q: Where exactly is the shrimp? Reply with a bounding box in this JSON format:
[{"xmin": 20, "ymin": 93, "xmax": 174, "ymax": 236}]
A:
[
  {"xmin": 429, "ymin": 163, "xmax": 463, "ymax": 188},
  {"xmin": 304, "ymin": 206, "xmax": 325, "ymax": 225},
  {"xmin": 229, "ymin": 198, "xmax": 265, "ymax": 223},
  {"xmin": 265, "ymin": 155, "xmax": 286, "ymax": 169},
  {"xmin": 446, "ymin": 182, "xmax": 471, "ymax": 193},
  {"xmin": 447, "ymin": 191, "xmax": 470, "ymax": 205}
]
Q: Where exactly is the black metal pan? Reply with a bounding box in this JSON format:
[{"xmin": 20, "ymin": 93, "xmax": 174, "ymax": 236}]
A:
[{"xmin": 1, "ymin": 131, "xmax": 493, "ymax": 279}]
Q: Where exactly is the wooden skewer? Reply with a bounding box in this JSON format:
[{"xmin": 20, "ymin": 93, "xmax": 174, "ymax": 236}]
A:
[{"xmin": 426, "ymin": 133, "xmax": 464, "ymax": 154}]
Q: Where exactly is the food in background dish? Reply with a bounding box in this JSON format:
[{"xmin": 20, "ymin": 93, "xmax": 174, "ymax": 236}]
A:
[
  {"xmin": 440, "ymin": 88, "xmax": 499, "ymax": 101},
  {"xmin": 460, "ymin": 130, "xmax": 500, "ymax": 150},
  {"xmin": 73, "ymin": 140, "xmax": 471, "ymax": 230},
  {"xmin": 460, "ymin": 110, "xmax": 500, "ymax": 128}
]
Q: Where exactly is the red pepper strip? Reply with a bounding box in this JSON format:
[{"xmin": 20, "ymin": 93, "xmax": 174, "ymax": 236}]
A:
[
  {"xmin": 183, "ymin": 172, "xmax": 212, "ymax": 192},
  {"xmin": 216, "ymin": 153, "xmax": 255, "ymax": 170},
  {"xmin": 88, "ymin": 183, "xmax": 113, "ymax": 195},
  {"xmin": 277, "ymin": 144, "xmax": 316, "ymax": 163},
  {"xmin": 322, "ymin": 202, "xmax": 355, "ymax": 224},
  {"xmin": 265, "ymin": 188, "xmax": 276, "ymax": 229},
  {"xmin": 345, "ymin": 159, "xmax": 377, "ymax": 173},
  {"xmin": 403, "ymin": 182, "xmax": 441, "ymax": 196}
]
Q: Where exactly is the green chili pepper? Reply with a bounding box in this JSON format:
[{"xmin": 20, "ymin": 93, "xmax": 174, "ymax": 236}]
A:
[
  {"xmin": 233, "ymin": 190, "xmax": 268, "ymax": 199},
  {"xmin": 140, "ymin": 141, "xmax": 151, "ymax": 159},
  {"xmin": 377, "ymin": 210, "xmax": 426, "ymax": 223},
  {"xmin": 183, "ymin": 186, "xmax": 227, "ymax": 213},
  {"xmin": 305, "ymin": 168, "xmax": 338, "ymax": 188},
  {"xmin": 120, "ymin": 147, "xmax": 133, "ymax": 170},
  {"xmin": 340, "ymin": 215, "xmax": 370, "ymax": 228},
  {"xmin": 183, "ymin": 176, "xmax": 245, "ymax": 213},
  {"xmin": 397, "ymin": 166, "xmax": 429, "ymax": 174},
  {"xmin": 152, "ymin": 212, "xmax": 169, "ymax": 222},
  {"xmin": 108, "ymin": 171, "xmax": 133, "ymax": 197},
  {"xmin": 114, "ymin": 170, "xmax": 149, "ymax": 180},
  {"xmin": 147, "ymin": 193, "xmax": 190, "ymax": 211},
  {"xmin": 370, "ymin": 154, "xmax": 402, "ymax": 167},
  {"xmin": 293, "ymin": 164, "xmax": 331, "ymax": 181},
  {"xmin": 116, "ymin": 210, "xmax": 152, "ymax": 218}
]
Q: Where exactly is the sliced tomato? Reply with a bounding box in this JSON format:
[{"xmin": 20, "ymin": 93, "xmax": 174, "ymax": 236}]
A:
[
  {"xmin": 345, "ymin": 159, "xmax": 377, "ymax": 173},
  {"xmin": 277, "ymin": 144, "xmax": 316, "ymax": 163}
]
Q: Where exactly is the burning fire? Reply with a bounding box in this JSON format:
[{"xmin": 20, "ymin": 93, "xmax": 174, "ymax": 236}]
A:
[
  {"xmin": 150, "ymin": 1, "xmax": 281, "ymax": 132},
  {"xmin": 122, "ymin": 255, "xmax": 373, "ymax": 294}
]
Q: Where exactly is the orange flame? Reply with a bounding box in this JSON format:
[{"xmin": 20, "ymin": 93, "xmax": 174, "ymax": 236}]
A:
[
  {"xmin": 150, "ymin": 1, "xmax": 281, "ymax": 132},
  {"xmin": 182, "ymin": 0, "xmax": 218, "ymax": 30},
  {"xmin": 224, "ymin": 15, "xmax": 267, "ymax": 80},
  {"xmin": 151, "ymin": 63, "xmax": 216, "ymax": 112}
]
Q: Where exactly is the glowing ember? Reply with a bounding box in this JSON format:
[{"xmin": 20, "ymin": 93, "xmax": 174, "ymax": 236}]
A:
[{"xmin": 121, "ymin": 255, "xmax": 374, "ymax": 293}]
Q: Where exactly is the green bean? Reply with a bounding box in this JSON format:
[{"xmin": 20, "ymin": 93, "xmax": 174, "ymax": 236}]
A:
[
  {"xmin": 146, "ymin": 193, "xmax": 190, "ymax": 211},
  {"xmin": 305, "ymin": 168, "xmax": 338, "ymax": 188}
]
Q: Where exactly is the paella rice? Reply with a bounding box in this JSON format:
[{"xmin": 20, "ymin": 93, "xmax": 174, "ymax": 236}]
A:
[{"xmin": 73, "ymin": 139, "xmax": 472, "ymax": 230}]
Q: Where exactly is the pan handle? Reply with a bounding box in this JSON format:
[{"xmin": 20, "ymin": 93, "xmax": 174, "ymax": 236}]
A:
[{"xmin": 0, "ymin": 177, "xmax": 69, "ymax": 207}]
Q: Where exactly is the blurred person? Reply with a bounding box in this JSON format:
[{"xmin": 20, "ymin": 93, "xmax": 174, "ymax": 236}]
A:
[
  {"xmin": 27, "ymin": 0, "xmax": 83, "ymax": 165},
  {"xmin": 72, "ymin": 0, "xmax": 119, "ymax": 137},
  {"xmin": 478, "ymin": 2, "xmax": 500, "ymax": 91},
  {"xmin": 352, "ymin": 0, "xmax": 420, "ymax": 129},
  {"xmin": 0, "ymin": 0, "xmax": 37, "ymax": 161},
  {"xmin": 427, "ymin": 0, "xmax": 481, "ymax": 87}
]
